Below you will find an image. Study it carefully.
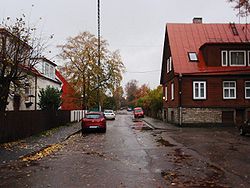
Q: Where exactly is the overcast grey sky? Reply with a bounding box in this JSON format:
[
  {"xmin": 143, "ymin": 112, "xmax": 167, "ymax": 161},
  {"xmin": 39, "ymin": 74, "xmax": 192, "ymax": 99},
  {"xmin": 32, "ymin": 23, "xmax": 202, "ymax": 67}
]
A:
[{"xmin": 0, "ymin": 0, "xmax": 240, "ymax": 88}]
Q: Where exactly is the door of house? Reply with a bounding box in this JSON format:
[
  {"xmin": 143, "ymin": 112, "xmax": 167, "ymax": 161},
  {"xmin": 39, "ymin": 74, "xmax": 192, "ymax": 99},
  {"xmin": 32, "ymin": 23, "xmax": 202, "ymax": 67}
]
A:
[
  {"xmin": 171, "ymin": 111, "xmax": 174, "ymax": 123},
  {"xmin": 222, "ymin": 111, "xmax": 234, "ymax": 124},
  {"xmin": 236, "ymin": 109, "xmax": 245, "ymax": 125},
  {"xmin": 164, "ymin": 110, "xmax": 167, "ymax": 120}
]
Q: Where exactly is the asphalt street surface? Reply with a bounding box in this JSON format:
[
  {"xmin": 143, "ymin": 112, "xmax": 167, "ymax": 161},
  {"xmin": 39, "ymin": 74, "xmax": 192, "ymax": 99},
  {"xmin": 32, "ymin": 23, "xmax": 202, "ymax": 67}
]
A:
[{"xmin": 0, "ymin": 111, "xmax": 250, "ymax": 187}]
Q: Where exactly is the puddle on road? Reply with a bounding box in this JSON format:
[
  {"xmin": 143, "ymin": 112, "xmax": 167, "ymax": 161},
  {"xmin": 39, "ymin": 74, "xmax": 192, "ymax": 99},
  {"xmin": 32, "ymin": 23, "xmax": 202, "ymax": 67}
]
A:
[
  {"xmin": 156, "ymin": 137, "xmax": 175, "ymax": 147},
  {"xmin": 131, "ymin": 120, "xmax": 152, "ymax": 131}
]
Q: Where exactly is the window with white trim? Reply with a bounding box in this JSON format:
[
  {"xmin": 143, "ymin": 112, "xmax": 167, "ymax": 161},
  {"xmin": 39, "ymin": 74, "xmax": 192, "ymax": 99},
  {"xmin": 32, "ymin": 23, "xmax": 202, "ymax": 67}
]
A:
[
  {"xmin": 221, "ymin": 51, "xmax": 228, "ymax": 66},
  {"xmin": 245, "ymin": 81, "xmax": 250, "ymax": 99},
  {"xmin": 169, "ymin": 57, "xmax": 172, "ymax": 71},
  {"xmin": 166, "ymin": 59, "xmax": 169, "ymax": 73},
  {"xmin": 171, "ymin": 82, "xmax": 174, "ymax": 100},
  {"xmin": 248, "ymin": 51, "xmax": 250, "ymax": 66},
  {"xmin": 223, "ymin": 81, "xmax": 236, "ymax": 99},
  {"xmin": 193, "ymin": 81, "xmax": 206, "ymax": 99},
  {"xmin": 24, "ymin": 83, "xmax": 31, "ymax": 102},
  {"xmin": 165, "ymin": 86, "xmax": 168, "ymax": 101},
  {"xmin": 166, "ymin": 56, "xmax": 172, "ymax": 73},
  {"xmin": 229, "ymin": 51, "xmax": 246, "ymax": 66},
  {"xmin": 45, "ymin": 63, "xmax": 49, "ymax": 76},
  {"xmin": 49, "ymin": 65, "xmax": 55, "ymax": 79}
]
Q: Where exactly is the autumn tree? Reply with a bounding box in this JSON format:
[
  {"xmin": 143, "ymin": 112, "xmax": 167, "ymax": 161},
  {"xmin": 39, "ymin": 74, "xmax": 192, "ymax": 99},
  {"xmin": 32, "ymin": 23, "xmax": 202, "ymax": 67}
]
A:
[
  {"xmin": 136, "ymin": 85, "xmax": 162, "ymax": 119},
  {"xmin": 135, "ymin": 84, "xmax": 150, "ymax": 100},
  {"xmin": 58, "ymin": 31, "xmax": 125, "ymax": 110},
  {"xmin": 0, "ymin": 15, "xmax": 46, "ymax": 111},
  {"xmin": 125, "ymin": 80, "xmax": 138, "ymax": 106},
  {"xmin": 112, "ymin": 86, "xmax": 124, "ymax": 110}
]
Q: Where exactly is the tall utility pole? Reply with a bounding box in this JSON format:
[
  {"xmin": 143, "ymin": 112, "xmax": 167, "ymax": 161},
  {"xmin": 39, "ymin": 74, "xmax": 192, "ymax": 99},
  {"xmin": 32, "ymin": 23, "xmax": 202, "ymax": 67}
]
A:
[{"xmin": 97, "ymin": 0, "xmax": 101, "ymax": 111}]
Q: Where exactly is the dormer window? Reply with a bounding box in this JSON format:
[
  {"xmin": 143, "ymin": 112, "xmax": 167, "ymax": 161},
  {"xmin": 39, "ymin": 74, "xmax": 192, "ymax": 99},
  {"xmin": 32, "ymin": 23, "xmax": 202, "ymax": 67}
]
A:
[
  {"xmin": 221, "ymin": 51, "xmax": 228, "ymax": 66},
  {"xmin": 229, "ymin": 51, "xmax": 246, "ymax": 66},
  {"xmin": 221, "ymin": 50, "xmax": 247, "ymax": 66},
  {"xmin": 188, "ymin": 52, "xmax": 198, "ymax": 61},
  {"xmin": 45, "ymin": 63, "xmax": 49, "ymax": 76}
]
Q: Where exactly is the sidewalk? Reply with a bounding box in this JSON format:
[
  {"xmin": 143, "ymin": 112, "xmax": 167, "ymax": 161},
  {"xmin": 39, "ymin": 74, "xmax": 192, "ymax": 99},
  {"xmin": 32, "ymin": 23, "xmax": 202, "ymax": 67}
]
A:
[
  {"xmin": 0, "ymin": 122, "xmax": 81, "ymax": 164},
  {"xmin": 142, "ymin": 116, "xmax": 178, "ymax": 130}
]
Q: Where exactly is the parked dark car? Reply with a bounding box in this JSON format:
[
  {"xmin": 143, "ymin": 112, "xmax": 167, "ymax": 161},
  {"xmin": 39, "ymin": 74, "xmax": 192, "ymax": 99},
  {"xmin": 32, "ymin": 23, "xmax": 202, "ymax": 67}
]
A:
[
  {"xmin": 239, "ymin": 120, "xmax": 250, "ymax": 136},
  {"xmin": 133, "ymin": 107, "xmax": 144, "ymax": 118},
  {"xmin": 81, "ymin": 112, "xmax": 106, "ymax": 133}
]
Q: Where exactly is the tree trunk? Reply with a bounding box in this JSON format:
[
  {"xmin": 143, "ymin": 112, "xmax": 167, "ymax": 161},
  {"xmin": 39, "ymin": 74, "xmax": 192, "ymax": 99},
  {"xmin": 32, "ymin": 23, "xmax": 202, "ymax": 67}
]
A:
[{"xmin": 0, "ymin": 80, "xmax": 11, "ymax": 112}]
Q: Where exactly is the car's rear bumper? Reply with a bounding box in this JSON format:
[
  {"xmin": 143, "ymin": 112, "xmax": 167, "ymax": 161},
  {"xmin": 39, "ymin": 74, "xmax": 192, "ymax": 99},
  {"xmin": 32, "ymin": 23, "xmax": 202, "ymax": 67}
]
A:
[
  {"xmin": 82, "ymin": 125, "xmax": 106, "ymax": 133},
  {"xmin": 105, "ymin": 115, "xmax": 116, "ymax": 119},
  {"xmin": 134, "ymin": 114, "xmax": 144, "ymax": 118}
]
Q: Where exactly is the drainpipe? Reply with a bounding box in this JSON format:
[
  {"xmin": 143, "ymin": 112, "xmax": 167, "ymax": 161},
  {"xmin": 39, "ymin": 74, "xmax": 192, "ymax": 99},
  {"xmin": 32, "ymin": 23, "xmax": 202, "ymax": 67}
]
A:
[
  {"xmin": 35, "ymin": 75, "xmax": 37, "ymax": 110},
  {"xmin": 178, "ymin": 73, "xmax": 182, "ymax": 126}
]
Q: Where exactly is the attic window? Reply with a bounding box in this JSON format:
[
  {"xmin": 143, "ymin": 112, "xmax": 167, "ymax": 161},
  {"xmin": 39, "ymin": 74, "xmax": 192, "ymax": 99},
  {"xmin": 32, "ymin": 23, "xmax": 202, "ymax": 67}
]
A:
[{"xmin": 188, "ymin": 52, "xmax": 198, "ymax": 61}]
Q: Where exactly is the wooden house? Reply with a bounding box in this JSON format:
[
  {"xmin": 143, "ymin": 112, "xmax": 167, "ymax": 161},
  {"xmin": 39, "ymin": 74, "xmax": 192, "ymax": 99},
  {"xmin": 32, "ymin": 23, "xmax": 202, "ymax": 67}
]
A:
[{"xmin": 160, "ymin": 18, "xmax": 250, "ymax": 126}]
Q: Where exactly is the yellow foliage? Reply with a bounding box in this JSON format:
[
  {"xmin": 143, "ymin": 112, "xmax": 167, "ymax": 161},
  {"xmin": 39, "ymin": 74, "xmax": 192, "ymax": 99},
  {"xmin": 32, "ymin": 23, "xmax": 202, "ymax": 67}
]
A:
[{"xmin": 20, "ymin": 144, "xmax": 62, "ymax": 162}]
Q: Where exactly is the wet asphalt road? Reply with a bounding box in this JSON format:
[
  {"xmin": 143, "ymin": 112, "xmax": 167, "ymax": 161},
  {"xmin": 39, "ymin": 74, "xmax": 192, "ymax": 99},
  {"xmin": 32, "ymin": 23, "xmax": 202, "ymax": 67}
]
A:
[{"xmin": 0, "ymin": 111, "xmax": 250, "ymax": 187}]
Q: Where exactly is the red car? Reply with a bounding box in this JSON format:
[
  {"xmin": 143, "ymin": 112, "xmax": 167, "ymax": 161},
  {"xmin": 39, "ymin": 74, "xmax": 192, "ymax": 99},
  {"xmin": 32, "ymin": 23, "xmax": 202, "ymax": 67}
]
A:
[
  {"xmin": 81, "ymin": 112, "xmax": 106, "ymax": 133},
  {"xmin": 133, "ymin": 107, "xmax": 144, "ymax": 118}
]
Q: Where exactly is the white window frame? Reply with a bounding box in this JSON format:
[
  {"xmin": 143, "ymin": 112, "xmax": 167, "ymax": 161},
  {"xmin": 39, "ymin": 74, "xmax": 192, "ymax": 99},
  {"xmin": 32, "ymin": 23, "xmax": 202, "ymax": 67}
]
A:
[
  {"xmin": 166, "ymin": 57, "xmax": 172, "ymax": 73},
  {"xmin": 229, "ymin": 50, "xmax": 246, "ymax": 66},
  {"xmin": 165, "ymin": 86, "xmax": 168, "ymax": 101},
  {"xmin": 166, "ymin": 59, "xmax": 169, "ymax": 73},
  {"xmin": 188, "ymin": 52, "xmax": 198, "ymax": 61},
  {"xmin": 223, "ymin": 81, "xmax": 236, "ymax": 99},
  {"xmin": 169, "ymin": 57, "xmax": 172, "ymax": 71},
  {"xmin": 45, "ymin": 63, "xmax": 49, "ymax": 76},
  {"xmin": 193, "ymin": 81, "xmax": 206, "ymax": 100},
  {"xmin": 248, "ymin": 51, "xmax": 250, "ymax": 66},
  {"xmin": 41, "ymin": 62, "xmax": 45, "ymax": 74},
  {"xmin": 171, "ymin": 82, "xmax": 174, "ymax": 100},
  {"xmin": 221, "ymin": 50, "xmax": 228, "ymax": 66},
  {"xmin": 245, "ymin": 81, "xmax": 250, "ymax": 99},
  {"xmin": 24, "ymin": 84, "xmax": 31, "ymax": 102},
  {"xmin": 49, "ymin": 65, "xmax": 55, "ymax": 79}
]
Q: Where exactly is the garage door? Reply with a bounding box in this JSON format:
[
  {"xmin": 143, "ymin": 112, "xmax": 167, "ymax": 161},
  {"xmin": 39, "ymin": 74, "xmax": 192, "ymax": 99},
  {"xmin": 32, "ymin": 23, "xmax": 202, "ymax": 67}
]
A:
[{"xmin": 222, "ymin": 111, "xmax": 234, "ymax": 124}]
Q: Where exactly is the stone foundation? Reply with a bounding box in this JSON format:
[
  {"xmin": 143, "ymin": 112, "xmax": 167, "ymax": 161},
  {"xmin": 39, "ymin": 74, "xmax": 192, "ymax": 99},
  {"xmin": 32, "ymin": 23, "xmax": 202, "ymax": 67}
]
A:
[{"xmin": 182, "ymin": 108, "xmax": 222, "ymax": 124}]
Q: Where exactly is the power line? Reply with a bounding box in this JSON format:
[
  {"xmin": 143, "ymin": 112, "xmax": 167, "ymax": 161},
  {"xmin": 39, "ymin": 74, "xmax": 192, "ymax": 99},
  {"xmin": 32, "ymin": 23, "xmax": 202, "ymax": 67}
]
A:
[{"xmin": 125, "ymin": 70, "xmax": 160, "ymax": 74}]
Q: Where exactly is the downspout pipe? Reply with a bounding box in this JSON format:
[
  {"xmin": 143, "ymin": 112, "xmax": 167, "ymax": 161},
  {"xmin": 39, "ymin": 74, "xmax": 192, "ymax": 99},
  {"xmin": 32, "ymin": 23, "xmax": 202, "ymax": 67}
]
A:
[
  {"xmin": 178, "ymin": 73, "xmax": 182, "ymax": 126},
  {"xmin": 35, "ymin": 75, "xmax": 37, "ymax": 110}
]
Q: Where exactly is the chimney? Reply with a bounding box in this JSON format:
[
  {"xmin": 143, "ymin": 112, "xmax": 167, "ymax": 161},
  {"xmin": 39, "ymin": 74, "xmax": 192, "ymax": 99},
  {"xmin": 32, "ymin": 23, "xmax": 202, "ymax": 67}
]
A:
[{"xmin": 193, "ymin": 17, "xmax": 202, "ymax": 24}]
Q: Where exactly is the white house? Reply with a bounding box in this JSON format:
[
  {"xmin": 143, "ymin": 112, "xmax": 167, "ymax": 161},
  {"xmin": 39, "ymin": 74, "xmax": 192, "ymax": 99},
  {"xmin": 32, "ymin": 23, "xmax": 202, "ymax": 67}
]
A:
[{"xmin": 6, "ymin": 57, "xmax": 61, "ymax": 111}]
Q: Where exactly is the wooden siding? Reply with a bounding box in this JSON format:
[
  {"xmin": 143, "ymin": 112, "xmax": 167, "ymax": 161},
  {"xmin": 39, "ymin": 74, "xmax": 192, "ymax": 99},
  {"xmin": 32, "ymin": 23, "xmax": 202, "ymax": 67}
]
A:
[
  {"xmin": 163, "ymin": 76, "xmax": 180, "ymax": 108},
  {"xmin": 201, "ymin": 44, "xmax": 250, "ymax": 67},
  {"xmin": 180, "ymin": 75, "xmax": 250, "ymax": 108}
]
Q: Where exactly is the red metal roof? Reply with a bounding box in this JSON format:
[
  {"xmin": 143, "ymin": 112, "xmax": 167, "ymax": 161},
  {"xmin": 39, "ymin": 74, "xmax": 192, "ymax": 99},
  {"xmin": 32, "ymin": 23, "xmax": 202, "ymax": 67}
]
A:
[{"xmin": 166, "ymin": 23, "xmax": 250, "ymax": 74}]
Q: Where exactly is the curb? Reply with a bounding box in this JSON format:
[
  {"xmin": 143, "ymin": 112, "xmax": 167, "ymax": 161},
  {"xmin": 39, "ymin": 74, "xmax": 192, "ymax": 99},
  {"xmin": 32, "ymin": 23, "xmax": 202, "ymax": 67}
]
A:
[
  {"xmin": 141, "ymin": 119, "xmax": 156, "ymax": 130},
  {"xmin": 63, "ymin": 129, "xmax": 81, "ymax": 141}
]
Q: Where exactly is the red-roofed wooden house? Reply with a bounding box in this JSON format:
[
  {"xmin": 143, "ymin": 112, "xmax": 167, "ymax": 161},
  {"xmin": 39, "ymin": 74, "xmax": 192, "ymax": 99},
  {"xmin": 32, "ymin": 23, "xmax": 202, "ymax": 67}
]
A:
[{"xmin": 160, "ymin": 18, "xmax": 250, "ymax": 126}]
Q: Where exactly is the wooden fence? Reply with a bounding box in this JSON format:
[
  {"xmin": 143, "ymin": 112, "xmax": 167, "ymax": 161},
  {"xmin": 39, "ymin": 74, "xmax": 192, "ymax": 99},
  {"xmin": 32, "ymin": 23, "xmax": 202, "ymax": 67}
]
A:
[{"xmin": 0, "ymin": 110, "xmax": 70, "ymax": 143}]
